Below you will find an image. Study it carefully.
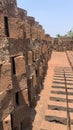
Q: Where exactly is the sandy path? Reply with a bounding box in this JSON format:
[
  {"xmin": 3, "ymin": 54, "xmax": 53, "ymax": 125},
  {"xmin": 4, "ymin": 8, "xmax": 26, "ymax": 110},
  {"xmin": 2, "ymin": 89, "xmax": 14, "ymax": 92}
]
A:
[{"xmin": 32, "ymin": 52, "xmax": 71, "ymax": 130}]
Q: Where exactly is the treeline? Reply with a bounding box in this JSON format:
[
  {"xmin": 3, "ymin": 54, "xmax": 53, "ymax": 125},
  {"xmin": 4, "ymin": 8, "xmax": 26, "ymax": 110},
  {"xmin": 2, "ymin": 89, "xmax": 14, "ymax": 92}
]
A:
[{"xmin": 56, "ymin": 28, "xmax": 73, "ymax": 38}]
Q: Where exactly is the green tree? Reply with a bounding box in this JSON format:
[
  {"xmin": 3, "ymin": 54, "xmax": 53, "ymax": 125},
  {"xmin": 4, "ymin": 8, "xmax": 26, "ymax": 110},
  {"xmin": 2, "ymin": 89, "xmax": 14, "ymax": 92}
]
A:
[
  {"xmin": 56, "ymin": 34, "xmax": 61, "ymax": 38},
  {"xmin": 66, "ymin": 28, "xmax": 73, "ymax": 37}
]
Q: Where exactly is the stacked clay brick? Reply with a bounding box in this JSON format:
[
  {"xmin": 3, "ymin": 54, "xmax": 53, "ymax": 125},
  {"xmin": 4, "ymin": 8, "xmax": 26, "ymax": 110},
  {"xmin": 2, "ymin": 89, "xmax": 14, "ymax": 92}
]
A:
[
  {"xmin": 0, "ymin": 0, "xmax": 52, "ymax": 130},
  {"xmin": 53, "ymin": 37, "xmax": 73, "ymax": 51}
]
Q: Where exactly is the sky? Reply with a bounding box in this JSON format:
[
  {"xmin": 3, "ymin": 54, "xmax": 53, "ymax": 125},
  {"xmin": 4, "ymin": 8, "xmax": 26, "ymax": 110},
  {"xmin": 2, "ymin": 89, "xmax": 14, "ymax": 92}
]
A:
[{"xmin": 17, "ymin": 0, "xmax": 73, "ymax": 37}]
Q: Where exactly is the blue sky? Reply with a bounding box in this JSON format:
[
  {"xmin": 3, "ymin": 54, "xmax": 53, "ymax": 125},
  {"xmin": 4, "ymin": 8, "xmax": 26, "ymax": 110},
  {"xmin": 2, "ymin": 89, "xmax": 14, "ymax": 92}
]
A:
[{"xmin": 17, "ymin": 0, "xmax": 73, "ymax": 37}]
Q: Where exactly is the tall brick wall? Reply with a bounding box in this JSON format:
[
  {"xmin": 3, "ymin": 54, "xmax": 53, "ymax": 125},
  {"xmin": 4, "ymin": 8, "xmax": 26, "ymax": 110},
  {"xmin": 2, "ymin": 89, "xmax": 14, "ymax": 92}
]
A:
[{"xmin": 0, "ymin": 0, "xmax": 52, "ymax": 130}]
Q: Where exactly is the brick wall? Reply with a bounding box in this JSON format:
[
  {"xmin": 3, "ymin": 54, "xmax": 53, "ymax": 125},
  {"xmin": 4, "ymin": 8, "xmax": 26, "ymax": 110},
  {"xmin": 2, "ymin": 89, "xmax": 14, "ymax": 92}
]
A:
[
  {"xmin": 53, "ymin": 37, "xmax": 73, "ymax": 51},
  {"xmin": 0, "ymin": 0, "xmax": 52, "ymax": 130}
]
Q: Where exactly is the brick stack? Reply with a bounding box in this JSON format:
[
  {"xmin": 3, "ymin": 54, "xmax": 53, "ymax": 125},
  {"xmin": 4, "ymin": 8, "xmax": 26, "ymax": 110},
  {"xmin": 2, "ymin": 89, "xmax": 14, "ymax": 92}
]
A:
[
  {"xmin": 27, "ymin": 16, "xmax": 35, "ymax": 39},
  {"xmin": 24, "ymin": 39, "xmax": 37, "ymax": 107},
  {"xmin": 53, "ymin": 37, "xmax": 73, "ymax": 51}
]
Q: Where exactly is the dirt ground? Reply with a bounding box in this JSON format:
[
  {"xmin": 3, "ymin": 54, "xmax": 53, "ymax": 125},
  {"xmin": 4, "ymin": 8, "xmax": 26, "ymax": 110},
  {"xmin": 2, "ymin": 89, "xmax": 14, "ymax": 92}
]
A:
[{"xmin": 30, "ymin": 51, "xmax": 73, "ymax": 130}]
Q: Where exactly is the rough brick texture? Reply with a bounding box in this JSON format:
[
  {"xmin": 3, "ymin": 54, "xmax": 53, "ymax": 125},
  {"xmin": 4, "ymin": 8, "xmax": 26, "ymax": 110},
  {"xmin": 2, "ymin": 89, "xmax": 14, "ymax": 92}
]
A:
[{"xmin": 0, "ymin": 0, "xmax": 52, "ymax": 130}]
